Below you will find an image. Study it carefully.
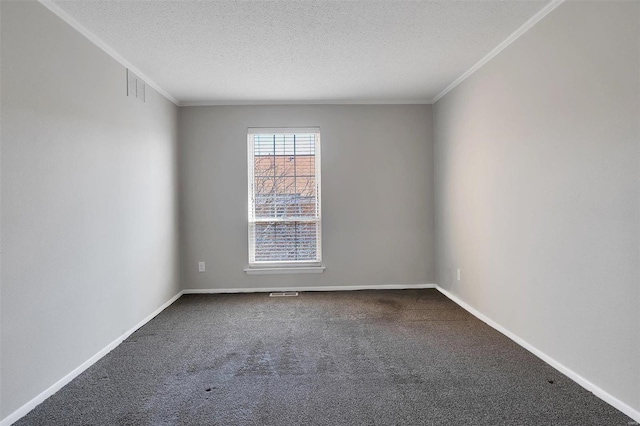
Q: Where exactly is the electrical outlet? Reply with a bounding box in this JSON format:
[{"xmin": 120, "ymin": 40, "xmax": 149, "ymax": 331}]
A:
[
  {"xmin": 456, "ymin": 268, "xmax": 461, "ymax": 281},
  {"xmin": 198, "ymin": 262, "xmax": 206, "ymax": 273}
]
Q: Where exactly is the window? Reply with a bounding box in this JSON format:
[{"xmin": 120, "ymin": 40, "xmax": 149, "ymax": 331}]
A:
[{"xmin": 247, "ymin": 128, "xmax": 322, "ymax": 267}]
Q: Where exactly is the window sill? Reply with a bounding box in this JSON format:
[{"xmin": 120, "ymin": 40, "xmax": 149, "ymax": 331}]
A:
[{"xmin": 244, "ymin": 266, "xmax": 326, "ymax": 275}]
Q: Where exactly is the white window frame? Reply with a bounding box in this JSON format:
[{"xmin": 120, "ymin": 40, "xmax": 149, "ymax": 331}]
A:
[{"xmin": 246, "ymin": 127, "xmax": 322, "ymax": 270}]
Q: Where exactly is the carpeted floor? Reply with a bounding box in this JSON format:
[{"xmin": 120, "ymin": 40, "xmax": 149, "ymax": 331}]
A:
[{"xmin": 17, "ymin": 289, "xmax": 633, "ymax": 425}]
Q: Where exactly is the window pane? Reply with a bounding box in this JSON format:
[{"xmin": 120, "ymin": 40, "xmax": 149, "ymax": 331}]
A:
[
  {"xmin": 252, "ymin": 221, "xmax": 318, "ymax": 262},
  {"xmin": 279, "ymin": 177, "xmax": 297, "ymax": 195},
  {"xmin": 296, "ymin": 176, "xmax": 316, "ymax": 198},
  {"xmin": 254, "ymin": 177, "xmax": 274, "ymax": 196},
  {"xmin": 274, "ymin": 155, "xmax": 295, "ymax": 177},
  {"xmin": 254, "ymin": 155, "xmax": 274, "ymax": 176},
  {"xmin": 295, "ymin": 155, "xmax": 315, "ymax": 177},
  {"xmin": 254, "ymin": 193, "xmax": 275, "ymax": 217}
]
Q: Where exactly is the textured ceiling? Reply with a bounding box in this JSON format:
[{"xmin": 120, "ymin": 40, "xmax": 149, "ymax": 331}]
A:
[{"xmin": 52, "ymin": 0, "xmax": 551, "ymax": 104}]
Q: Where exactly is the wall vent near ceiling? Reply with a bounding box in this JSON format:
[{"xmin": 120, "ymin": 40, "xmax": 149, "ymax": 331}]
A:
[
  {"xmin": 127, "ymin": 69, "xmax": 145, "ymax": 102},
  {"xmin": 269, "ymin": 292, "xmax": 299, "ymax": 297}
]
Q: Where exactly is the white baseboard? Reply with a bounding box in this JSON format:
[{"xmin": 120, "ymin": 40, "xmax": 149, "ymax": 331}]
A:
[
  {"xmin": 435, "ymin": 286, "xmax": 640, "ymax": 423},
  {"xmin": 0, "ymin": 290, "xmax": 184, "ymax": 426},
  {"xmin": 8, "ymin": 284, "xmax": 636, "ymax": 425},
  {"xmin": 182, "ymin": 283, "xmax": 437, "ymax": 294}
]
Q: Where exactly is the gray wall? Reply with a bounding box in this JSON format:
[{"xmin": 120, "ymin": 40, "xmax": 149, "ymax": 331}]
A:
[
  {"xmin": 0, "ymin": 1, "xmax": 180, "ymax": 418},
  {"xmin": 179, "ymin": 105, "xmax": 435, "ymax": 290},
  {"xmin": 434, "ymin": 1, "xmax": 639, "ymax": 413}
]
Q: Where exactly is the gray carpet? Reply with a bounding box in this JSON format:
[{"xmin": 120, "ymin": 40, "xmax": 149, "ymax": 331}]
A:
[{"xmin": 16, "ymin": 289, "xmax": 633, "ymax": 425}]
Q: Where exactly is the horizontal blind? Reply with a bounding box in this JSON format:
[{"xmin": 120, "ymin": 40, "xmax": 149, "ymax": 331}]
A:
[{"xmin": 248, "ymin": 129, "xmax": 321, "ymax": 264}]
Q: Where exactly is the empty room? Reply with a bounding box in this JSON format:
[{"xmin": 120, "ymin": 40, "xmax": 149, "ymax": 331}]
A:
[{"xmin": 1, "ymin": 0, "xmax": 638, "ymax": 424}]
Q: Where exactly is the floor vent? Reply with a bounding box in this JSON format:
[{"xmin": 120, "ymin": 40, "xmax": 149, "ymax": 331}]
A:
[{"xmin": 269, "ymin": 291, "xmax": 299, "ymax": 297}]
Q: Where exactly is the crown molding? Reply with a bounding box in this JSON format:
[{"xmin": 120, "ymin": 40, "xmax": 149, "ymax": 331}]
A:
[
  {"xmin": 37, "ymin": 0, "xmax": 565, "ymax": 109},
  {"xmin": 178, "ymin": 99, "xmax": 433, "ymax": 107},
  {"xmin": 431, "ymin": 0, "xmax": 565, "ymax": 104},
  {"xmin": 38, "ymin": 0, "xmax": 179, "ymax": 106}
]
